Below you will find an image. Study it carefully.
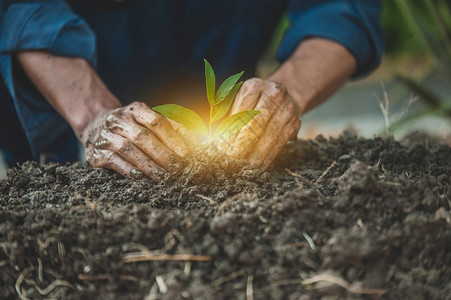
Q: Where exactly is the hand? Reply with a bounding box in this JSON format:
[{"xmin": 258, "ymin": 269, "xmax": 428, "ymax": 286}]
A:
[
  {"xmin": 81, "ymin": 102, "xmax": 187, "ymax": 179},
  {"xmin": 224, "ymin": 78, "xmax": 301, "ymax": 170},
  {"xmin": 167, "ymin": 119, "xmax": 201, "ymax": 151}
]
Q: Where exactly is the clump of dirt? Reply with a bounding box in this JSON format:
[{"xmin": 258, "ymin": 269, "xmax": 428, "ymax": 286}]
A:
[
  {"xmin": 0, "ymin": 131, "xmax": 450, "ymax": 299},
  {"xmin": 162, "ymin": 145, "xmax": 294, "ymax": 208}
]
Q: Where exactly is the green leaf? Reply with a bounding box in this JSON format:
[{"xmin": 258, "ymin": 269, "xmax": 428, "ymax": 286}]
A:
[
  {"xmin": 211, "ymin": 81, "xmax": 243, "ymax": 123},
  {"xmin": 153, "ymin": 104, "xmax": 208, "ymax": 136},
  {"xmin": 213, "ymin": 110, "xmax": 260, "ymax": 140},
  {"xmin": 204, "ymin": 59, "xmax": 216, "ymax": 105},
  {"xmin": 214, "ymin": 71, "xmax": 244, "ymax": 105}
]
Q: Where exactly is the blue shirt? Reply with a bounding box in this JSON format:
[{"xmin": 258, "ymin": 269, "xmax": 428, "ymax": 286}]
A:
[{"xmin": 0, "ymin": 0, "xmax": 383, "ymax": 167}]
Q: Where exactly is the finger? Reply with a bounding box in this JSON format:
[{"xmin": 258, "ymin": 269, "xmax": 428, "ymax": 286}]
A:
[
  {"xmin": 261, "ymin": 118, "xmax": 301, "ymax": 170},
  {"xmin": 167, "ymin": 119, "xmax": 199, "ymax": 149},
  {"xmin": 247, "ymin": 107, "xmax": 297, "ymax": 168},
  {"xmin": 102, "ymin": 130, "xmax": 165, "ymax": 179},
  {"xmin": 106, "ymin": 114, "xmax": 175, "ymax": 170},
  {"xmin": 91, "ymin": 148, "xmax": 141, "ymax": 178},
  {"xmin": 289, "ymin": 119, "xmax": 301, "ymax": 141},
  {"xmin": 221, "ymin": 81, "xmax": 263, "ymax": 151},
  {"xmin": 227, "ymin": 83, "xmax": 285, "ymax": 157},
  {"xmin": 229, "ymin": 78, "xmax": 264, "ymax": 114},
  {"xmin": 225, "ymin": 78, "xmax": 264, "ymax": 145},
  {"xmin": 225, "ymin": 107, "xmax": 270, "ymax": 158},
  {"xmin": 128, "ymin": 102, "xmax": 187, "ymax": 157}
]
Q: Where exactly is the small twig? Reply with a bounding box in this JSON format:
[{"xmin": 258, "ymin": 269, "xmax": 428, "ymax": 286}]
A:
[
  {"xmin": 144, "ymin": 281, "xmax": 159, "ymax": 300},
  {"xmin": 381, "ymin": 181, "xmax": 402, "ymax": 187},
  {"xmin": 390, "ymin": 94, "xmax": 417, "ymax": 126},
  {"xmin": 378, "ymin": 82, "xmax": 390, "ymax": 136},
  {"xmin": 77, "ymin": 274, "xmax": 137, "ymax": 281},
  {"xmin": 270, "ymin": 279, "xmax": 303, "ymax": 287},
  {"xmin": 258, "ymin": 215, "xmax": 268, "ymax": 223},
  {"xmin": 213, "ymin": 270, "xmax": 247, "ymax": 286},
  {"xmin": 302, "ymin": 273, "xmax": 387, "ymax": 296},
  {"xmin": 37, "ymin": 258, "xmax": 44, "ymax": 283},
  {"xmin": 17, "ymin": 266, "xmax": 74, "ymax": 298},
  {"xmin": 357, "ymin": 218, "xmax": 364, "ymax": 228},
  {"xmin": 37, "ymin": 237, "xmax": 56, "ymax": 252},
  {"xmin": 286, "ymin": 169, "xmax": 323, "ymax": 195},
  {"xmin": 0, "ymin": 242, "xmax": 15, "ymax": 258},
  {"xmin": 71, "ymin": 247, "xmax": 89, "ymax": 259},
  {"xmin": 155, "ymin": 276, "xmax": 168, "ymax": 294},
  {"xmin": 302, "ymin": 232, "xmax": 316, "ymax": 250},
  {"xmin": 78, "ymin": 274, "xmax": 110, "ymax": 281},
  {"xmin": 316, "ymin": 161, "xmax": 337, "ymax": 183},
  {"xmin": 246, "ymin": 275, "xmax": 254, "ymax": 300},
  {"xmin": 302, "ymin": 257, "xmax": 319, "ymax": 269},
  {"xmin": 184, "ymin": 262, "xmax": 192, "ymax": 275},
  {"xmin": 123, "ymin": 242, "xmax": 153, "ymax": 254},
  {"xmin": 45, "ymin": 268, "xmax": 61, "ymax": 280},
  {"xmin": 30, "ymin": 279, "xmax": 75, "ymax": 296},
  {"xmin": 122, "ymin": 252, "xmax": 213, "ymax": 263},
  {"xmin": 16, "ymin": 267, "xmax": 33, "ymax": 300},
  {"xmin": 164, "ymin": 229, "xmax": 185, "ymax": 251},
  {"xmin": 196, "ymin": 194, "xmax": 214, "ymax": 204},
  {"xmin": 57, "ymin": 242, "xmax": 65, "ymax": 262}
]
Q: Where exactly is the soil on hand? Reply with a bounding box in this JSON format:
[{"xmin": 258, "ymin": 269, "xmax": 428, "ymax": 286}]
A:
[{"xmin": 1, "ymin": 131, "xmax": 450, "ymax": 299}]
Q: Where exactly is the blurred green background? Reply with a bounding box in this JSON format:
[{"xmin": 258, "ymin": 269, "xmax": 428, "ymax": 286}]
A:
[{"xmin": 267, "ymin": 0, "xmax": 451, "ymax": 140}]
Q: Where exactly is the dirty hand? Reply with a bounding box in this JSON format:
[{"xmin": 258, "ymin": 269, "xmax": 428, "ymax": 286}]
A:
[
  {"xmin": 225, "ymin": 78, "xmax": 301, "ymax": 169},
  {"xmin": 81, "ymin": 102, "xmax": 187, "ymax": 179}
]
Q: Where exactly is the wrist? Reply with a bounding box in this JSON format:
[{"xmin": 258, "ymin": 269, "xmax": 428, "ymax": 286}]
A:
[
  {"xmin": 17, "ymin": 51, "xmax": 121, "ymax": 138},
  {"xmin": 43, "ymin": 56, "xmax": 121, "ymax": 137},
  {"xmin": 268, "ymin": 63, "xmax": 309, "ymax": 115},
  {"xmin": 267, "ymin": 38, "xmax": 357, "ymax": 115},
  {"xmin": 69, "ymin": 79, "xmax": 120, "ymax": 137}
]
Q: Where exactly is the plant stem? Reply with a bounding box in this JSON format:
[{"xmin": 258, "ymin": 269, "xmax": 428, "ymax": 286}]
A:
[{"xmin": 208, "ymin": 105, "xmax": 213, "ymax": 144}]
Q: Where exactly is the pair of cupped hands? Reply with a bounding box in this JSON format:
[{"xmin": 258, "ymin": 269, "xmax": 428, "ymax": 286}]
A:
[{"xmin": 81, "ymin": 78, "xmax": 301, "ymax": 179}]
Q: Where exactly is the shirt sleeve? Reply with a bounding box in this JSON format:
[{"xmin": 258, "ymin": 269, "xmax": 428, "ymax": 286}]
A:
[
  {"xmin": 0, "ymin": 0, "xmax": 97, "ymax": 65},
  {"xmin": 278, "ymin": 0, "xmax": 384, "ymax": 78},
  {"xmin": 0, "ymin": 0, "xmax": 96, "ymax": 160}
]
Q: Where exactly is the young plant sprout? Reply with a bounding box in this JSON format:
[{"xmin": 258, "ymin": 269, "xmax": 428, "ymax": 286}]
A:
[{"xmin": 153, "ymin": 59, "xmax": 260, "ymax": 143}]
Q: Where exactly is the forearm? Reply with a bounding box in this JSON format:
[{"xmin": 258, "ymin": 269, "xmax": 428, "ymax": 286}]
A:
[
  {"xmin": 16, "ymin": 51, "xmax": 121, "ymax": 137},
  {"xmin": 268, "ymin": 37, "xmax": 357, "ymax": 115}
]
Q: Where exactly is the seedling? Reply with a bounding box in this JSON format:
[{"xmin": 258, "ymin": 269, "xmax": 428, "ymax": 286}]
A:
[{"xmin": 153, "ymin": 59, "xmax": 259, "ymax": 143}]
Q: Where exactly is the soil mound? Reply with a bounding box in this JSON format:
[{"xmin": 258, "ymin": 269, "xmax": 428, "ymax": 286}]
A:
[{"xmin": 1, "ymin": 131, "xmax": 450, "ymax": 299}]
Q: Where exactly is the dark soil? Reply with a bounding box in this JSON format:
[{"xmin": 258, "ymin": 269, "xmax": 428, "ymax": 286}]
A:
[{"xmin": 1, "ymin": 131, "xmax": 450, "ymax": 299}]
